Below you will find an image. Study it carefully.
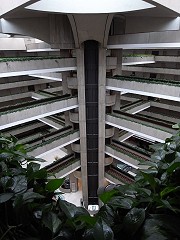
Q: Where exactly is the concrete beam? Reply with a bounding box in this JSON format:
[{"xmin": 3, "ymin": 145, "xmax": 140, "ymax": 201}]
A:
[
  {"xmin": 0, "ymin": 97, "xmax": 78, "ymax": 130},
  {"xmin": 0, "ymin": 0, "xmax": 39, "ymax": 17},
  {"xmin": 105, "ymin": 145, "xmax": 140, "ymax": 168},
  {"xmin": 54, "ymin": 160, "xmax": 81, "ymax": 179},
  {"xmin": 108, "ymin": 29, "xmax": 180, "ymax": 49},
  {"xmin": 122, "ymin": 65, "xmax": 180, "ymax": 76},
  {"xmin": 144, "ymin": 0, "xmax": 180, "ymax": 15},
  {"xmin": 0, "ymin": 58, "xmax": 76, "ymax": 78},
  {"xmin": 106, "ymin": 77, "xmax": 180, "ymax": 102},
  {"xmin": 106, "ymin": 114, "xmax": 175, "ymax": 142},
  {"xmin": 0, "ymin": 38, "xmax": 26, "ymax": 50},
  {"xmin": 29, "ymin": 130, "xmax": 80, "ymax": 157}
]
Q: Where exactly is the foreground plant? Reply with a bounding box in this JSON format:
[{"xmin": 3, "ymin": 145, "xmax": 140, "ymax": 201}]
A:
[
  {"xmin": 0, "ymin": 125, "xmax": 180, "ymax": 239},
  {"xmin": 0, "ymin": 135, "xmax": 113, "ymax": 240},
  {"xmin": 98, "ymin": 124, "xmax": 180, "ymax": 240}
]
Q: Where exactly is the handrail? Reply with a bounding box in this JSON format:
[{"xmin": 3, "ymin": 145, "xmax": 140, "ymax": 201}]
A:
[
  {"xmin": 0, "ymin": 94, "xmax": 73, "ymax": 115},
  {"xmin": 38, "ymin": 90, "xmax": 58, "ymax": 97},
  {"xmin": 107, "ymin": 144, "xmax": 149, "ymax": 163},
  {"xmin": 26, "ymin": 129, "xmax": 79, "ymax": 152},
  {"xmin": 46, "ymin": 157, "xmax": 80, "ymax": 174},
  {"xmin": 112, "ymin": 139, "xmax": 151, "ymax": 158},
  {"xmin": 105, "ymin": 166, "xmax": 134, "ymax": 184},
  {"xmin": 24, "ymin": 125, "xmax": 72, "ymax": 145},
  {"xmin": 113, "ymin": 110, "xmax": 173, "ymax": 130},
  {"xmin": 45, "ymin": 153, "xmax": 75, "ymax": 170},
  {"xmin": 137, "ymin": 112, "xmax": 175, "ymax": 125},
  {"xmin": 0, "ymin": 56, "xmax": 69, "ymax": 63},
  {"xmin": 109, "ymin": 75, "xmax": 180, "ymax": 87},
  {"xmin": 120, "ymin": 99, "xmax": 144, "ymax": 110}
]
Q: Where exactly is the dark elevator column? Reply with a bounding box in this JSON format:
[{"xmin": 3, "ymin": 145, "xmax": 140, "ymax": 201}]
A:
[{"xmin": 84, "ymin": 40, "xmax": 99, "ymax": 205}]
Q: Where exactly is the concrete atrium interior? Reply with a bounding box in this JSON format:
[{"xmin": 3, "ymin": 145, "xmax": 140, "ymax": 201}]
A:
[{"xmin": 0, "ymin": 0, "xmax": 180, "ymax": 209}]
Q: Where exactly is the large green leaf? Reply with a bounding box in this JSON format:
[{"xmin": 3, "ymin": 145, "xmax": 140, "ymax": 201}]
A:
[
  {"xmin": 141, "ymin": 172, "xmax": 157, "ymax": 190},
  {"xmin": 42, "ymin": 212, "xmax": 62, "ymax": 234},
  {"xmin": 11, "ymin": 175, "xmax": 27, "ymax": 194},
  {"xmin": 52, "ymin": 228, "xmax": 73, "ymax": 240},
  {"xmin": 97, "ymin": 205, "xmax": 115, "ymax": 226},
  {"xmin": 99, "ymin": 189, "xmax": 117, "ymax": 203},
  {"xmin": 149, "ymin": 143, "xmax": 165, "ymax": 151},
  {"xmin": 123, "ymin": 208, "xmax": 145, "ymax": 237},
  {"xmin": 151, "ymin": 149, "xmax": 166, "ymax": 161},
  {"xmin": 22, "ymin": 191, "xmax": 45, "ymax": 202},
  {"xmin": 107, "ymin": 196, "xmax": 133, "ymax": 210},
  {"xmin": 0, "ymin": 193, "xmax": 14, "ymax": 203},
  {"xmin": 160, "ymin": 186, "xmax": 180, "ymax": 198},
  {"xmin": 59, "ymin": 200, "xmax": 89, "ymax": 219},
  {"xmin": 77, "ymin": 215, "xmax": 96, "ymax": 227},
  {"xmin": 83, "ymin": 218, "xmax": 114, "ymax": 240},
  {"xmin": 140, "ymin": 215, "xmax": 180, "ymax": 240},
  {"xmin": 159, "ymin": 200, "xmax": 176, "ymax": 212},
  {"xmin": 151, "ymin": 214, "xmax": 180, "ymax": 238},
  {"xmin": 167, "ymin": 161, "xmax": 180, "ymax": 173},
  {"xmin": 45, "ymin": 178, "xmax": 65, "ymax": 192}
]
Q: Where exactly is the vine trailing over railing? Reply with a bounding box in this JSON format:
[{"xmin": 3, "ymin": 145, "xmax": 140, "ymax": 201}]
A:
[
  {"xmin": 26, "ymin": 129, "xmax": 79, "ymax": 152},
  {"xmin": 0, "ymin": 56, "xmax": 72, "ymax": 63},
  {"xmin": 109, "ymin": 75, "xmax": 180, "ymax": 87},
  {"xmin": 106, "ymin": 144, "xmax": 148, "ymax": 163},
  {"xmin": 121, "ymin": 100, "xmax": 148, "ymax": 112},
  {"xmin": 105, "ymin": 167, "xmax": 134, "ymax": 184},
  {"xmin": 0, "ymin": 95, "xmax": 77, "ymax": 116},
  {"xmin": 107, "ymin": 113, "xmax": 174, "ymax": 134},
  {"xmin": 47, "ymin": 158, "xmax": 80, "ymax": 174},
  {"xmin": 122, "ymin": 54, "xmax": 154, "ymax": 58}
]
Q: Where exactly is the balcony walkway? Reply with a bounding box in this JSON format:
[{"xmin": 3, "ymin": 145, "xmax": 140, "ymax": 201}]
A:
[
  {"xmin": 105, "ymin": 166, "xmax": 134, "ymax": 185},
  {"xmin": 0, "ymin": 94, "xmax": 78, "ymax": 130},
  {"xmin": 0, "ymin": 57, "xmax": 76, "ymax": 78},
  {"xmin": 105, "ymin": 139, "xmax": 150, "ymax": 168},
  {"xmin": 45, "ymin": 154, "xmax": 81, "ymax": 178},
  {"xmin": 106, "ymin": 110, "xmax": 176, "ymax": 142},
  {"xmin": 26, "ymin": 128, "xmax": 80, "ymax": 157},
  {"xmin": 106, "ymin": 75, "xmax": 180, "ymax": 102}
]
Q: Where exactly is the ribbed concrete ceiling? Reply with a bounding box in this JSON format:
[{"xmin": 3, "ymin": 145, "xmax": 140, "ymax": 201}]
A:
[{"xmin": 26, "ymin": 0, "xmax": 155, "ymax": 14}]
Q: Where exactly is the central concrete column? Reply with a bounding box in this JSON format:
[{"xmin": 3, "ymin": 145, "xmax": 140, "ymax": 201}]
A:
[
  {"xmin": 98, "ymin": 47, "xmax": 106, "ymax": 193},
  {"xmin": 111, "ymin": 49, "xmax": 123, "ymax": 140},
  {"xmin": 84, "ymin": 40, "xmax": 99, "ymax": 205},
  {"xmin": 76, "ymin": 47, "xmax": 88, "ymax": 208}
]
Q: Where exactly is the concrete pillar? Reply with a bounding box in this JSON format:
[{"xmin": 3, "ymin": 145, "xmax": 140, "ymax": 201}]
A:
[
  {"xmin": 98, "ymin": 47, "xmax": 106, "ymax": 200},
  {"xmin": 76, "ymin": 47, "xmax": 88, "ymax": 208},
  {"xmin": 62, "ymin": 72, "xmax": 73, "ymax": 154},
  {"xmin": 62, "ymin": 72, "xmax": 73, "ymax": 127},
  {"xmin": 111, "ymin": 49, "xmax": 122, "ymax": 76},
  {"xmin": 111, "ymin": 49, "xmax": 123, "ymax": 140},
  {"xmin": 69, "ymin": 173, "xmax": 78, "ymax": 192}
]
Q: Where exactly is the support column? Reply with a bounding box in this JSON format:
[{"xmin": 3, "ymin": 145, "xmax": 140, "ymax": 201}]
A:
[
  {"xmin": 84, "ymin": 40, "xmax": 99, "ymax": 205},
  {"xmin": 98, "ymin": 47, "xmax": 106, "ymax": 192},
  {"xmin": 76, "ymin": 47, "xmax": 88, "ymax": 208},
  {"xmin": 111, "ymin": 49, "xmax": 122, "ymax": 140},
  {"xmin": 62, "ymin": 72, "xmax": 74, "ymax": 154},
  {"xmin": 62, "ymin": 72, "xmax": 73, "ymax": 127},
  {"xmin": 69, "ymin": 173, "xmax": 78, "ymax": 192}
]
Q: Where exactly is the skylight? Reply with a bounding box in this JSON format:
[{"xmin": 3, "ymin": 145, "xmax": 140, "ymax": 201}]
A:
[{"xmin": 26, "ymin": 0, "xmax": 155, "ymax": 14}]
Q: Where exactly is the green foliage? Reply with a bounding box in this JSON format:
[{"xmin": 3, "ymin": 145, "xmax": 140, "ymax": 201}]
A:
[
  {"xmin": 99, "ymin": 127, "xmax": 180, "ymax": 239},
  {"xmin": 107, "ymin": 113, "xmax": 174, "ymax": 134},
  {"xmin": 1, "ymin": 127, "xmax": 180, "ymax": 239},
  {"xmin": 111, "ymin": 75, "xmax": 180, "ymax": 87},
  {"xmin": 0, "ymin": 56, "xmax": 65, "ymax": 63},
  {"xmin": 0, "ymin": 95, "xmax": 74, "ymax": 116}
]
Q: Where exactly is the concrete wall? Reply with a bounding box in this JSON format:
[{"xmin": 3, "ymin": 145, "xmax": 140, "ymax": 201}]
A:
[{"xmin": 125, "ymin": 17, "xmax": 179, "ymax": 34}]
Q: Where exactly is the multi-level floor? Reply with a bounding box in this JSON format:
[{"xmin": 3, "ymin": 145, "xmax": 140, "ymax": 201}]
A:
[{"xmin": 0, "ymin": 0, "xmax": 180, "ymax": 208}]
